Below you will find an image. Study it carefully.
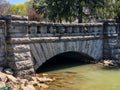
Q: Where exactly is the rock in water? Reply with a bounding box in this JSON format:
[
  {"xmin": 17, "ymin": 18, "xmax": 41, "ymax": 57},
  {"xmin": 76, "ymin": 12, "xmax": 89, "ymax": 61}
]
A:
[
  {"xmin": 6, "ymin": 75, "xmax": 18, "ymax": 84},
  {"xmin": 36, "ymin": 77, "xmax": 53, "ymax": 83},
  {"xmin": 4, "ymin": 68, "xmax": 14, "ymax": 75},
  {"xmin": 22, "ymin": 85, "xmax": 36, "ymax": 90},
  {"xmin": 38, "ymin": 83, "xmax": 49, "ymax": 89}
]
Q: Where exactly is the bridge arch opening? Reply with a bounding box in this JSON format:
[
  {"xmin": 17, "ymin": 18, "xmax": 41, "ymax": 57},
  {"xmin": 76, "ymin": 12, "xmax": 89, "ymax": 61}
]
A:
[{"xmin": 36, "ymin": 51, "xmax": 95, "ymax": 73}]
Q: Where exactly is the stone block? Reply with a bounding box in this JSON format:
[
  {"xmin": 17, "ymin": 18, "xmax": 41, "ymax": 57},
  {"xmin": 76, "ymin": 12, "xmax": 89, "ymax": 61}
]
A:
[
  {"xmin": 15, "ymin": 68, "xmax": 35, "ymax": 78},
  {"xmin": 8, "ymin": 44, "xmax": 30, "ymax": 52},
  {"xmin": 10, "ymin": 38, "xmax": 30, "ymax": 44},
  {"xmin": 0, "ymin": 57, "xmax": 5, "ymax": 62},
  {"xmin": 7, "ymin": 56, "xmax": 15, "ymax": 62},
  {"xmin": 0, "ymin": 28, "xmax": 3, "ymax": 33},
  {"xmin": 0, "ymin": 53, "xmax": 5, "ymax": 57},
  {"xmin": 14, "ymin": 52, "xmax": 31, "ymax": 61},
  {"xmin": 15, "ymin": 60, "xmax": 33, "ymax": 70},
  {"xmin": 8, "ymin": 62, "xmax": 17, "ymax": 70},
  {"xmin": 0, "ymin": 34, "xmax": 4, "ymax": 37}
]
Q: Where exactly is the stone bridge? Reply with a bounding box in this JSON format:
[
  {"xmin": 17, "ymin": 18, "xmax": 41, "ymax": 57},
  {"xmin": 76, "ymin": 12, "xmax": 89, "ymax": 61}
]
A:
[{"xmin": 0, "ymin": 16, "xmax": 119, "ymax": 77}]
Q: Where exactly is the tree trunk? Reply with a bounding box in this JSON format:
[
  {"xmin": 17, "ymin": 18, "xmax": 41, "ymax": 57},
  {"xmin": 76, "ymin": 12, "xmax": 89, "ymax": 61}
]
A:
[
  {"xmin": 78, "ymin": 6, "xmax": 83, "ymax": 23},
  {"xmin": 58, "ymin": 13, "xmax": 62, "ymax": 23},
  {"xmin": 70, "ymin": 16, "xmax": 72, "ymax": 23}
]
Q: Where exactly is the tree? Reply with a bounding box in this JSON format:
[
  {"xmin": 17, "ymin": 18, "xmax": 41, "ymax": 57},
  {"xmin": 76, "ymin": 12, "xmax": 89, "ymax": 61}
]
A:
[
  {"xmin": 45, "ymin": 0, "xmax": 66, "ymax": 22},
  {"xmin": 24, "ymin": 0, "xmax": 34, "ymax": 13},
  {"xmin": 33, "ymin": 0, "xmax": 77, "ymax": 22},
  {"xmin": 115, "ymin": 0, "xmax": 120, "ymax": 20},
  {"xmin": 33, "ymin": 0, "xmax": 105, "ymax": 23},
  {"xmin": 0, "ymin": 0, "xmax": 11, "ymax": 15},
  {"xmin": 94, "ymin": 0, "xmax": 115, "ymax": 19},
  {"xmin": 28, "ymin": 8, "xmax": 42, "ymax": 21},
  {"xmin": 33, "ymin": 0, "xmax": 49, "ymax": 21},
  {"xmin": 74, "ymin": 0, "xmax": 105, "ymax": 23},
  {"xmin": 9, "ymin": 4, "xmax": 27, "ymax": 16},
  {"xmin": 33, "ymin": 0, "xmax": 119, "ymax": 23}
]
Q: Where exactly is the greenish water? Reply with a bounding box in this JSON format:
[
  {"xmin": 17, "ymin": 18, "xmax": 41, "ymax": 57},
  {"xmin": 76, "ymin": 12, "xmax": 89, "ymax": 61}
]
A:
[{"xmin": 38, "ymin": 64, "xmax": 120, "ymax": 90}]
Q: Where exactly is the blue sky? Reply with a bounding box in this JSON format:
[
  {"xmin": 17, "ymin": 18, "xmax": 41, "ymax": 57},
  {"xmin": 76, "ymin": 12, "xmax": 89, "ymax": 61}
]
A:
[{"xmin": 6, "ymin": 0, "xmax": 29, "ymax": 5}]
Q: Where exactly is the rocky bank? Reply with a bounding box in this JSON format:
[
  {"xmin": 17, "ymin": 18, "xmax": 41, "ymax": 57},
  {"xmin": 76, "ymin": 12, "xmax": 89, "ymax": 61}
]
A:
[{"xmin": 0, "ymin": 67, "xmax": 54, "ymax": 90}]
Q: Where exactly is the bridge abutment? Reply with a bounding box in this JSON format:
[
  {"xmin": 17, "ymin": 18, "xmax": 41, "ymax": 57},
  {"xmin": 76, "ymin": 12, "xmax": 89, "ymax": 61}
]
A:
[
  {"xmin": 103, "ymin": 22, "xmax": 120, "ymax": 60},
  {"xmin": 4, "ymin": 18, "xmax": 35, "ymax": 78}
]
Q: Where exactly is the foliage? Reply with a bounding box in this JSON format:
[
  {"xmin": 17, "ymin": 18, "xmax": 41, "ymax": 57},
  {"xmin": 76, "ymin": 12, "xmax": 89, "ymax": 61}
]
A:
[
  {"xmin": 75, "ymin": 0, "xmax": 105, "ymax": 23},
  {"xmin": 94, "ymin": 0, "xmax": 116, "ymax": 19},
  {"xmin": 0, "ymin": 86, "xmax": 12, "ymax": 90},
  {"xmin": 33, "ymin": 0, "xmax": 105, "ymax": 23},
  {"xmin": 33, "ymin": 0, "xmax": 48, "ymax": 21},
  {"xmin": 115, "ymin": 0, "xmax": 120, "ymax": 19},
  {"xmin": 24, "ymin": 0, "xmax": 34, "ymax": 12},
  {"xmin": 9, "ymin": 4, "xmax": 27, "ymax": 16},
  {"xmin": 1, "ymin": 0, "xmax": 119, "ymax": 22}
]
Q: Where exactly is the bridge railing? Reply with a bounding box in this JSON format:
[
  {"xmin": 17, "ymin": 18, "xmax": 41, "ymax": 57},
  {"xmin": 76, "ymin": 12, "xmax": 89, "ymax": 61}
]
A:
[{"xmin": 9, "ymin": 21, "xmax": 103, "ymax": 38}]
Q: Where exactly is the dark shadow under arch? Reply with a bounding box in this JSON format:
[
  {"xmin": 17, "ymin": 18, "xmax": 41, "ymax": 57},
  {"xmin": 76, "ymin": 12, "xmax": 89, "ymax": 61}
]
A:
[{"xmin": 36, "ymin": 51, "xmax": 95, "ymax": 73}]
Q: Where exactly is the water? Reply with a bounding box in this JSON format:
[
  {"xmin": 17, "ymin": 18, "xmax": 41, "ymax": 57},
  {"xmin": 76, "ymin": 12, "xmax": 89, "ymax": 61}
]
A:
[{"xmin": 37, "ymin": 64, "xmax": 120, "ymax": 90}]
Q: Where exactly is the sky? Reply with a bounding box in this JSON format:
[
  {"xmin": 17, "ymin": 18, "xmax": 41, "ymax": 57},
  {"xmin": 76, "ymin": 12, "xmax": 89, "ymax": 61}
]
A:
[{"xmin": 6, "ymin": 0, "xmax": 29, "ymax": 5}]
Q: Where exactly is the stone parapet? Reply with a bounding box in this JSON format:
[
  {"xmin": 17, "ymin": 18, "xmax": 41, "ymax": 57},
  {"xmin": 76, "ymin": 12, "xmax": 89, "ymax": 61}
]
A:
[{"xmin": 9, "ymin": 21, "xmax": 103, "ymax": 38}]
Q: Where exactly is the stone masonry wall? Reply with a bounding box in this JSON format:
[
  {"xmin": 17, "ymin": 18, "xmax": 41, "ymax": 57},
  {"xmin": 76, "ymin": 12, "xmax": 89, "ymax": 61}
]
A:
[
  {"xmin": 0, "ymin": 20, "xmax": 6, "ymax": 66},
  {"xmin": 0, "ymin": 16, "xmax": 119, "ymax": 77},
  {"xmin": 30, "ymin": 39, "xmax": 103, "ymax": 69},
  {"xmin": 7, "ymin": 21, "xmax": 35, "ymax": 78},
  {"xmin": 103, "ymin": 22, "xmax": 120, "ymax": 60}
]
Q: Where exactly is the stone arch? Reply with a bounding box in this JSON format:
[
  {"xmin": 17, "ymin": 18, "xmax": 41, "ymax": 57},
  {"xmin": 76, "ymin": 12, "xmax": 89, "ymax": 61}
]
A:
[
  {"xmin": 31, "ymin": 39, "xmax": 102, "ymax": 70},
  {"xmin": 36, "ymin": 51, "xmax": 95, "ymax": 72},
  {"xmin": 47, "ymin": 51, "xmax": 95, "ymax": 63}
]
